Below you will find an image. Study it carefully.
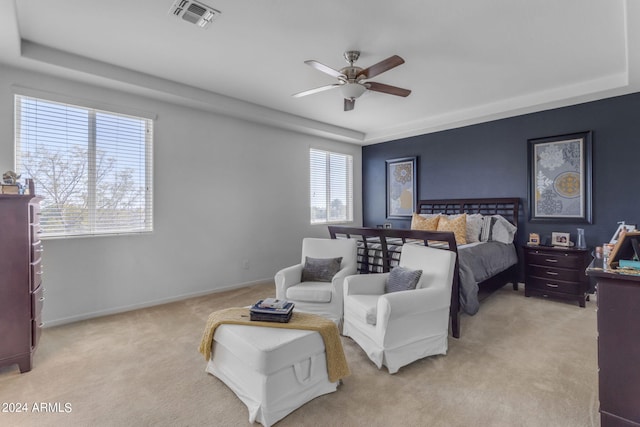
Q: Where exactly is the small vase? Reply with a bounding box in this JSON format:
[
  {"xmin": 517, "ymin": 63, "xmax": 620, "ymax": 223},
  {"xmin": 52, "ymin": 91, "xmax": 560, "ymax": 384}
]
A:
[{"xmin": 576, "ymin": 228, "xmax": 586, "ymax": 249}]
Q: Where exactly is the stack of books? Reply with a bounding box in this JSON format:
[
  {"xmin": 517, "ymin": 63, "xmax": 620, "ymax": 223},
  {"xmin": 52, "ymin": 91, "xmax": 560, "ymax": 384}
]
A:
[{"xmin": 250, "ymin": 298, "xmax": 294, "ymax": 323}]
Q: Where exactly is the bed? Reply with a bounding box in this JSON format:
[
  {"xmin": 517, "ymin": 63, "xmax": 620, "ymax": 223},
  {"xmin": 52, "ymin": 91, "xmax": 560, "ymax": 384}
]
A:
[{"xmin": 328, "ymin": 197, "xmax": 520, "ymax": 338}]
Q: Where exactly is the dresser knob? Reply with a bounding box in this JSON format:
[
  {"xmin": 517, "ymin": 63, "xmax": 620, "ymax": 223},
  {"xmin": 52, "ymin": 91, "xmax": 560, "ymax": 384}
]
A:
[
  {"xmin": 545, "ymin": 283, "xmax": 559, "ymax": 288},
  {"xmin": 545, "ymin": 259, "xmax": 558, "ymax": 263},
  {"xmin": 546, "ymin": 271, "xmax": 559, "ymax": 276}
]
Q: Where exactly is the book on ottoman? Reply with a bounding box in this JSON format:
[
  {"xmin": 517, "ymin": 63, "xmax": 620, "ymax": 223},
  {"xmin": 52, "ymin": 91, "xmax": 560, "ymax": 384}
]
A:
[{"xmin": 250, "ymin": 299, "xmax": 294, "ymax": 323}]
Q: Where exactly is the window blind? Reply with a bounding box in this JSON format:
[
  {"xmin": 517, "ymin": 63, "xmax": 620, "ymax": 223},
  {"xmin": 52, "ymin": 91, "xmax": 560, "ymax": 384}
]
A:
[
  {"xmin": 309, "ymin": 148, "xmax": 353, "ymax": 224},
  {"xmin": 14, "ymin": 94, "xmax": 154, "ymax": 238}
]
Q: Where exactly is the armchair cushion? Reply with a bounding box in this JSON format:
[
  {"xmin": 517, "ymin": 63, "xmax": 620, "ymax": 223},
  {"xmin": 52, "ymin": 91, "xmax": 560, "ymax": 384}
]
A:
[
  {"xmin": 286, "ymin": 281, "xmax": 332, "ymax": 303},
  {"xmin": 385, "ymin": 266, "xmax": 423, "ymax": 293},
  {"xmin": 301, "ymin": 257, "xmax": 343, "ymax": 282}
]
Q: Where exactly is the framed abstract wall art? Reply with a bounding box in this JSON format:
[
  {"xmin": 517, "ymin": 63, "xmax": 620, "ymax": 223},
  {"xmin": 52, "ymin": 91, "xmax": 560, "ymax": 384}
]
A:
[
  {"xmin": 528, "ymin": 131, "xmax": 592, "ymax": 223},
  {"xmin": 386, "ymin": 156, "xmax": 417, "ymax": 219}
]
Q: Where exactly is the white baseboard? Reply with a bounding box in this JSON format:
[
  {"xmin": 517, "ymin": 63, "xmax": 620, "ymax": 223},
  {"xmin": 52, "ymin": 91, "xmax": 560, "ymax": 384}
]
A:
[{"xmin": 43, "ymin": 278, "xmax": 272, "ymax": 327}]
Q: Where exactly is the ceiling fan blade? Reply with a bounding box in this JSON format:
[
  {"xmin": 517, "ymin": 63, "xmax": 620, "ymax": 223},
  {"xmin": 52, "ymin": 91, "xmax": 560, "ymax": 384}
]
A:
[
  {"xmin": 344, "ymin": 98, "xmax": 355, "ymax": 111},
  {"xmin": 360, "ymin": 55, "xmax": 405, "ymax": 79},
  {"xmin": 304, "ymin": 60, "xmax": 346, "ymax": 80},
  {"xmin": 292, "ymin": 84, "xmax": 341, "ymax": 98},
  {"xmin": 366, "ymin": 82, "xmax": 411, "ymax": 97}
]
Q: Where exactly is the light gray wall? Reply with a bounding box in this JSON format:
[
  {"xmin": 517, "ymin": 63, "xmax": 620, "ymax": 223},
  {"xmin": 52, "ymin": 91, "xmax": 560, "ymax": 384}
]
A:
[{"xmin": 0, "ymin": 63, "xmax": 362, "ymax": 326}]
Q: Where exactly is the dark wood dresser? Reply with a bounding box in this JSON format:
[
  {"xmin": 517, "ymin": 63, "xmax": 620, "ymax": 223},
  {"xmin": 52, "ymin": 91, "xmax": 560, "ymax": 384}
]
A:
[
  {"xmin": 587, "ymin": 268, "xmax": 640, "ymax": 427},
  {"xmin": 0, "ymin": 190, "xmax": 44, "ymax": 373},
  {"xmin": 523, "ymin": 245, "xmax": 591, "ymax": 307}
]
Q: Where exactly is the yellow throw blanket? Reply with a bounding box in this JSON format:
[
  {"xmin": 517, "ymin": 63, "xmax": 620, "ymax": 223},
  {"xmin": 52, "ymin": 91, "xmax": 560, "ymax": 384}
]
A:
[{"xmin": 198, "ymin": 307, "xmax": 350, "ymax": 383}]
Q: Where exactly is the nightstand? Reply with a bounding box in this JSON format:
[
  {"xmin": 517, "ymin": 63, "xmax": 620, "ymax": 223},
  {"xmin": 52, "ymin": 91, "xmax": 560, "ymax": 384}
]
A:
[{"xmin": 523, "ymin": 245, "xmax": 592, "ymax": 307}]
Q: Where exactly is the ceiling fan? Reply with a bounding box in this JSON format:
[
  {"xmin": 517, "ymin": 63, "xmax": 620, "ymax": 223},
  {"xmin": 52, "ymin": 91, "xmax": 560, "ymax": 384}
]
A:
[{"xmin": 293, "ymin": 50, "xmax": 411, "ymax": 111}]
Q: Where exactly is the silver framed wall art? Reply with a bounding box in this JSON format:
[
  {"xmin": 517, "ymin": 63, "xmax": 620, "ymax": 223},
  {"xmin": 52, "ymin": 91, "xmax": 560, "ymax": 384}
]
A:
[
  {"xmin": 386, "ymin": 156, "xmax": 417, "ymax": 219},
  {"xmin": 527, "ymin": 131, "xmax": 592, "ymax": 223}
]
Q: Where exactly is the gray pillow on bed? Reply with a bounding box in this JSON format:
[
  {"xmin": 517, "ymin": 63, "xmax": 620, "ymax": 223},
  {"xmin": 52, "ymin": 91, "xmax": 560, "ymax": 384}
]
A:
[
  {"xmin": 480, "ymin": 215, "xmax": 517, "ymax": 244},
  {"xmin": 385, "ymin": 266, "xmax": 423, "ymax": 293},
  {"xmin": 301, "ymin": 257, "xmax": 342, "ymax": 282}
]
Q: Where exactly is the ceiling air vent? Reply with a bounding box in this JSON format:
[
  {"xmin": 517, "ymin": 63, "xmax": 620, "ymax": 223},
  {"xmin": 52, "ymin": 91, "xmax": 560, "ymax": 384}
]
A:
[{"xmin": 169, "ymin": 0, "xmax": 221, "ymax": 28}]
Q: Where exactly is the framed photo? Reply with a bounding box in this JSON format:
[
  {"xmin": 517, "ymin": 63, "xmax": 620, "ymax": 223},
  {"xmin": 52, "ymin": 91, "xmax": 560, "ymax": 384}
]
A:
[
  {"xmin": 386, "ymin": 157, "xmax": 417, "ymax": 219},
  {"xmin": 552, "ymin": 232, "xmax": 571, "ymax": 247},
  {"xmin": 610, "ymin": 223, "xmax": 636, "ymax": 244},
  {"xmin": 528, "ymin": 131, "xmax": 592, "ymax": 223}
]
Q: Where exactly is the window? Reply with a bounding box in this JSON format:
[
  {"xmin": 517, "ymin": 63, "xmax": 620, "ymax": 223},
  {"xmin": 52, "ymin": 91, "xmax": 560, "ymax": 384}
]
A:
[
  {"xmin": 309, "ymin": 148, "xmax": 353, "ymax": 224},
  {"xmin": 14, "ymin": 94, "xmax": 153, "ymax": 238}
]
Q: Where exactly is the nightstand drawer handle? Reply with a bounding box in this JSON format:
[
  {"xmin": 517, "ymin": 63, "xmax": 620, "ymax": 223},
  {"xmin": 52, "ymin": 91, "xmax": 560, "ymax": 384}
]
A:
[
  {"xmin": 546, "ymin": 271, "xmax": 559, "ymax": 276},
  {"xmin": 546, "ymin": 283, "xmax": 559, "ymax": 288},
  {"xmin": 545, "ymin": 259, "xmax": 558, "ymax": 263}
]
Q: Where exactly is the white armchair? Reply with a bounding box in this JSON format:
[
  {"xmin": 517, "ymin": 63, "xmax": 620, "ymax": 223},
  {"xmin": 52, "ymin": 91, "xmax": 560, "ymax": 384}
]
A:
[
  {"xmin": 275, "ymin": 238, "xmax": 357, "ymax": 326},
  {"xmin": 342, "ymin": 244, "xmax": 456, "ymax": 374}
]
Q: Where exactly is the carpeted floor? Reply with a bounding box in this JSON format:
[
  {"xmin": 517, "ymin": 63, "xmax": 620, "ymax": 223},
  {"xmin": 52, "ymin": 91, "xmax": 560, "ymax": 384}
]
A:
[{"xmin": 0, "ymin": 282, "xmax": 600, "ymax": 427}]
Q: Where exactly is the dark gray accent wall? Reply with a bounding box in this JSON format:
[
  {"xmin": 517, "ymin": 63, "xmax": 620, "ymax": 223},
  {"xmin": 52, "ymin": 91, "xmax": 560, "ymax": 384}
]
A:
[{"xmin": 363, "ymin": 91, "xmax": 640, "ymax": 250}]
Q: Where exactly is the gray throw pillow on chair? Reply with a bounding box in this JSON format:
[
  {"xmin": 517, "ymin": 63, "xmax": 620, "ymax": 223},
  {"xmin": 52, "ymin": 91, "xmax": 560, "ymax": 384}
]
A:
[
  {"xmin": 301, "ymin": 257, "xmax": 343, "ymax": 282},
  {"xmin": 385, "ymin": 266, "xmax": 423, "ymax": 293}
]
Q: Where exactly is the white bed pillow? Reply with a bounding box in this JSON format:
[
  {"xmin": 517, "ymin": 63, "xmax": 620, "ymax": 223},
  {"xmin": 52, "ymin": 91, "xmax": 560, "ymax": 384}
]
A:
[
  {"xmin": 479, "ymin": 215, "xmax": 517, "ymax": 244},
  {"xmin": 465, "ymin": 214, "xmax": 484, "ymax": 243}
]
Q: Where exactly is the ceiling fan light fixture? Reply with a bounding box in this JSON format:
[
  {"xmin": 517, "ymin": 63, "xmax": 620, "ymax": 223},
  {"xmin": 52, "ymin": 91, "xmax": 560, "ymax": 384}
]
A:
[{"xmin": 340, "ymin": 82, "xmax": 366, "ymax": 100}]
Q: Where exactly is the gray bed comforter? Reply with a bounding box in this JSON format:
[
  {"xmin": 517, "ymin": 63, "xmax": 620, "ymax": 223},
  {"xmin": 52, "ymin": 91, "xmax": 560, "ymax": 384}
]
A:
[
  {"xmin": 457, "ymin": 241, "xmax": 518, "ymax": 315},
  {"xmin": 356, "ymin": 239, "xmax": 518, "ymax": 316}
]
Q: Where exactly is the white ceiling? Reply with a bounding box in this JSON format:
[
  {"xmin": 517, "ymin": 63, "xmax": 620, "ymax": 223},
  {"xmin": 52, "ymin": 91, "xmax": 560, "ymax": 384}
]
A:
[{"xmin": 1, "ymin": 0, "xmax": 639, "ymax": 145}]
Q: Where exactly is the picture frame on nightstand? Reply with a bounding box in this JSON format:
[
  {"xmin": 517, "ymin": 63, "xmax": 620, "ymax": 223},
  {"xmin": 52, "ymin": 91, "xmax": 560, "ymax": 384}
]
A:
[{"xmin": 551, "ymin": 232, "xmax": 571, "ymax": 247}]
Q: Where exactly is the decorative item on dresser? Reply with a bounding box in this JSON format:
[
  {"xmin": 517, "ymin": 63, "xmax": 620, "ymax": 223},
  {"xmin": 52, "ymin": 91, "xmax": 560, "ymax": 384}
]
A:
[
  {"xmin": 523, "ymin": 245, "xmax": 591, "ymax": 307},
  {"xmin": 586, "ymin": 267, "xmax": 640, "ymax": 426},
  {"xmin": 0, "ymin": 180, "xmax": 44, "ymax": 373}
]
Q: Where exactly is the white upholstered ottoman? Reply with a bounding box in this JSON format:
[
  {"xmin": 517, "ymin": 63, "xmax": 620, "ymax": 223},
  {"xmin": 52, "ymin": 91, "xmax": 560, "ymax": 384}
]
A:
[{"xmin": 205, "ymin": 324, "xmax": 339, "ymax": 427}]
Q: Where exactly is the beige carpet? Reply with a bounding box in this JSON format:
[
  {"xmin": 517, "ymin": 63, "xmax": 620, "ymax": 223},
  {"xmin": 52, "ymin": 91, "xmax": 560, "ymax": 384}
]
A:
[{"xmin": 0, "ymin": 283, "xmax": 600, "ymax": 427}]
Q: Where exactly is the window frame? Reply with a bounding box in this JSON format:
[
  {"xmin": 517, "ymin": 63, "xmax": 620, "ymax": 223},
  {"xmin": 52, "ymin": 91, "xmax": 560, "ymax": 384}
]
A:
[
  {"xmin": 13, "ymin": 89, "xmax": 155, "ymax": 239},
  {"xmin": 309, "ymin": 147, "xmax": 354, "ymax": 225}
]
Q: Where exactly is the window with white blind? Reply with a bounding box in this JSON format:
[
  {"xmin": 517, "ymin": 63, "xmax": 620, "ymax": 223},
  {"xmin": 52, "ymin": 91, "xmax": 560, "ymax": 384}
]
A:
[
  {"xmin": 309, "ymin": 148, "xmax": 353, "ymax": 224},
  {"xmin": 14, "ymin": 94, "xmax": 153, "ymax": 238}
]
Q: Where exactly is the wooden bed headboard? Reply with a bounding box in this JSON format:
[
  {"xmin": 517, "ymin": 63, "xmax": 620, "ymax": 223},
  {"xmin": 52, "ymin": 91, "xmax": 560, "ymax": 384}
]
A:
[{"xmin": 416, "ymin": 197, "xmax": 520, "ymax": 226}]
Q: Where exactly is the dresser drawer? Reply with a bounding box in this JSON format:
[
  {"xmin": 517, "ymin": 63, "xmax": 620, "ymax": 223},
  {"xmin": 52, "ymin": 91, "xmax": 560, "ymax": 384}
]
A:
[
  {"xmin": 525, "ymin": 250, "xmax": 584, "ymax": 269},
  {"xmin": 30, "ymin": 202, "xmax": 41, "ymax": 223},
  {"xmin": 32, "ymin": 317, "xmax": 42, "ymax": 349},
  {"xmin": 525, "ymin": 276, "xmax": 581, "ymax": 295},
  {"xmin": 30, "ymin": 223, "xmax": 42, "ymax": 243},
  {"xmin": 30, "ymin": 258, "xmax": 43, "ymax": 291},
  {"xmin": 31, "ymin": 285, "xmax": 44, "ymax": 318},
  {"xmin": 31, "ymin": 240, "xmax": 43, "ymax": 261},
  {"xmin": 527, "ymin": 264, "xmax": 582, "ymax": 283}
]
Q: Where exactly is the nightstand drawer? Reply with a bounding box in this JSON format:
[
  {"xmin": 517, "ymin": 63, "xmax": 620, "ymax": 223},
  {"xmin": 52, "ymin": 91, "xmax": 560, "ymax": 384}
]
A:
[
  {"xmin": 527, "ymin": 265, "xmax": 582, "ymax": 283},
  {"xmin": 525, "ymin": 251, "xmax": 584, "ymax": 269},
  {"xmin": 525, "ymin": 276, "xmax": 581, "ymax": 295}
]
